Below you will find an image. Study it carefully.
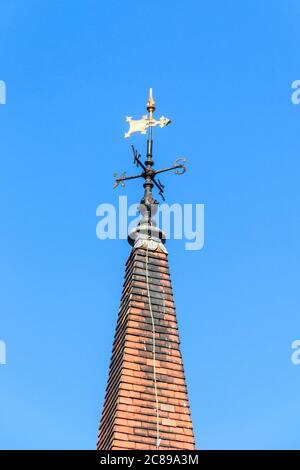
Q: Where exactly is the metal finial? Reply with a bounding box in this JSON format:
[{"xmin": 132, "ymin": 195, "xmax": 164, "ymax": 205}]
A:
[{"xmin": 147, "ymin": 88, "xmax": 155, "ymax": 113}]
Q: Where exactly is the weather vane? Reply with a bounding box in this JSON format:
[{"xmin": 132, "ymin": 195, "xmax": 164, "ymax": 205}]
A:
[
  {"xmin": 113, "ymin": 89, "xmax": 186, "ymax": 239},
  {"xmin": 114, "ymin": 88, "xmax": 186, "ymax": 196}
]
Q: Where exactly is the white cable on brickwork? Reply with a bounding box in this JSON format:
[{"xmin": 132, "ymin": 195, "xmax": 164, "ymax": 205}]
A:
[{"xmin": 145, "ymin": 244, "xmax": 161, "ymax": 449}]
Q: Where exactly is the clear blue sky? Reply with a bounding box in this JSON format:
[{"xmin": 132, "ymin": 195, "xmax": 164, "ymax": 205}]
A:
[{"xmin": 1, "ymin": 0, "xmax": 300, "ymax": 450}]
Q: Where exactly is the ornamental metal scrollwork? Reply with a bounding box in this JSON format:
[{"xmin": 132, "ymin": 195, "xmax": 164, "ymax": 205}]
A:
[{"xmin": 173, "ymin": 158, "xmax": 186, "ymax": 175}]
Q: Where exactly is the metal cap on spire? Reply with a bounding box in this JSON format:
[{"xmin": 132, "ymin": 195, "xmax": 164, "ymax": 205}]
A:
[{"xmin": 113, "ymin": 89, "xmax": 186, "ymax": 247}]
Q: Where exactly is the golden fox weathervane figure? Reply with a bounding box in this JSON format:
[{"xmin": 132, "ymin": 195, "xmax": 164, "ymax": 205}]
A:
[{"xmin": 124, "ymin": 88, "xmax": 171, "ymax": 138}]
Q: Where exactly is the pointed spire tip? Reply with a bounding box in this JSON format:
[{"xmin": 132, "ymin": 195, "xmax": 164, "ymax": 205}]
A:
[{"xmin": 147, "ymin": 87, "xmax": 155, "ymax": 112}]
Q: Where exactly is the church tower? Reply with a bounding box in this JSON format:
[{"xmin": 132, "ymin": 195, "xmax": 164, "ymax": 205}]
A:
[{"xmin": 97, "ymin": 90, "xmax": 195, "ymax": 450}]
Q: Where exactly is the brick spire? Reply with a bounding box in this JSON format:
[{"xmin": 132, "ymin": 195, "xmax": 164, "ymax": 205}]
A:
[{"xmin": 97, "ymin": 90, "xmax": 195, "ymax": 450}]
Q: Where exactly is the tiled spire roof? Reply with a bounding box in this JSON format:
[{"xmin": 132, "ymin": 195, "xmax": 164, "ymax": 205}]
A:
[{"xmin": 97, "ymin": 240, "xmax": 195, "ymax": 450}]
